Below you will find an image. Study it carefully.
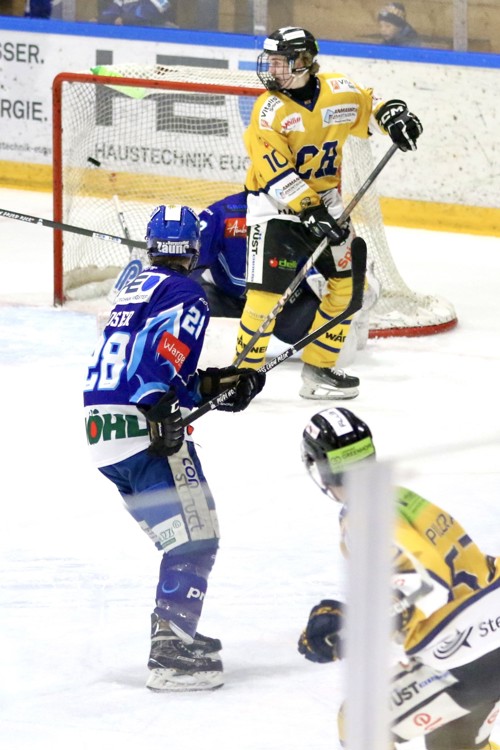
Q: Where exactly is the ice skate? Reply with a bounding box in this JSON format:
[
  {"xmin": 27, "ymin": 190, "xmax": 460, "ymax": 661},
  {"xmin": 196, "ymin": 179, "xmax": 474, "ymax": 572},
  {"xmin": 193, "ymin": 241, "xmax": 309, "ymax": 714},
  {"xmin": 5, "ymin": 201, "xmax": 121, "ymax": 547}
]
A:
[
  {"xmin": 299, "ymin": 363, "xmax": 360, "ymax": 400},
  {"xmin": 146, "ymin": 613, "xmax": 223, "ymax": 692}
]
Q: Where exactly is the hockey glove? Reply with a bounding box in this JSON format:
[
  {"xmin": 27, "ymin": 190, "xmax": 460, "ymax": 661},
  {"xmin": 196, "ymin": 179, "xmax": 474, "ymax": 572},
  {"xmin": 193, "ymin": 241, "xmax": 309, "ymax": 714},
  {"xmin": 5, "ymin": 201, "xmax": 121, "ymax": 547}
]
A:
[
  {"xmin": 300, "ymin": 204, "xmax": 350, "ymax": 245},
  {"xmin": 375, "ymin": 99, "xmax": 423, "ymax": 152},
  {"xmin": 198, "ymin": 366, "xmax": 266, "ymax": 412},
  {"xmin": 138, "ymin": 389, "xmax": 184, "ymax": 458},
  {"xmin": 298, "ymin": 599, "xmax": 344, "ymax": 664}
]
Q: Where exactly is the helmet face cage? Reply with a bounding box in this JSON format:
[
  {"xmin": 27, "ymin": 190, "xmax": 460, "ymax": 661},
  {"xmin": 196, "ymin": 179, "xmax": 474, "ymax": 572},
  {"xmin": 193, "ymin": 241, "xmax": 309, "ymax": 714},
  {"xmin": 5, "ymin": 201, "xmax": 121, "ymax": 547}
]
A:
[
  {"xmin": 257, "ymin": 27, "xmax": 318, "ymax": 91},
  {"xmin": 146, "ymin": 204, "xmax": 201, "ymax": 271},
  {"xmin": 301, "ymin": 408, "xmax": 376, "ymax": 500}
]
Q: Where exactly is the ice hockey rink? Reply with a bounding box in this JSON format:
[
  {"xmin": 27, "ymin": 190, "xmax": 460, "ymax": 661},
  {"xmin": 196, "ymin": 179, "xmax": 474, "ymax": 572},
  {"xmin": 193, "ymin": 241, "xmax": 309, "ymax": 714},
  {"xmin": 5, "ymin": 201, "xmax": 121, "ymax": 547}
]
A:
[{"xmin": 1, "ymin": 185, "xmax": 500, "ymax": 750}]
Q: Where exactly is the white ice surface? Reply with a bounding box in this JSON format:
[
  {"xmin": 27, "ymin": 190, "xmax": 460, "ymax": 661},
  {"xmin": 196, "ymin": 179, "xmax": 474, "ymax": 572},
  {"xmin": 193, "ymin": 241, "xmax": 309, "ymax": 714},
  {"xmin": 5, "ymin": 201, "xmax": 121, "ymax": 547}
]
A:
[{"xmin": 1, "ymin": 187, "xmax": 500, "ymax": 750}]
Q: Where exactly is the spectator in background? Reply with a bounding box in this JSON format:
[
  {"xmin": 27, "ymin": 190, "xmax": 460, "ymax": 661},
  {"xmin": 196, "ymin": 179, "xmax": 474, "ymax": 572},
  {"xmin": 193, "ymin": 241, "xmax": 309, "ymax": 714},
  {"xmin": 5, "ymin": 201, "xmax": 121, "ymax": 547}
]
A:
[
  {"xmin": 96, "ymin": 0, "xmax": 176, "ymax": 27},
  {"xmin": 24, "ymin": 0, "xmax": 55, "ymax": 17},
  {"xmin": 378, "ymin": 3, "xmax": 419, "ymax": 46}
]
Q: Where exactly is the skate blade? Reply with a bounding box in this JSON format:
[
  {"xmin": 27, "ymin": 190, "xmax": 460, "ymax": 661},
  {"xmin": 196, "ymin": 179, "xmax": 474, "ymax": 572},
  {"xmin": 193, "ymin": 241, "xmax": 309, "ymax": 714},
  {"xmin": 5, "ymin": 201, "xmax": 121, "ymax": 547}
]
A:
[
  {"xmin": 299, "ymin": 385, "xmax": 359, "ymax": 400},
  {"xmin": 146, "ymin": 668, "xmax": 224, "ymax": 692}
]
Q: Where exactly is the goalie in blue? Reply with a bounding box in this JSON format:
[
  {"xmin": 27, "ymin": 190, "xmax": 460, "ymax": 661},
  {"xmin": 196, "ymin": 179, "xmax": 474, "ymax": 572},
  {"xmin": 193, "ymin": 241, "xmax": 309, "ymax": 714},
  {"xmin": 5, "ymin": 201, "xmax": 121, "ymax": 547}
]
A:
[
  {"xmin": 83, "ymin": 204, "xmax": 265, "ymax": 692},
  {"xmin": 298, "ymin": 407, "xmax": 500, "ymax": 750}
]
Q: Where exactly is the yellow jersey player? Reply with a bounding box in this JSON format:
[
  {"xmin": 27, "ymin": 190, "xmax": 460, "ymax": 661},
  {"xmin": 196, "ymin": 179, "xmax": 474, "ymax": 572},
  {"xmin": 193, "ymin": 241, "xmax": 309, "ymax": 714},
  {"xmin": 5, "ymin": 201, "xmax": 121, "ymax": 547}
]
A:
[
  {"xmin": 235, "ymin": 27, "xmax": 422, "ymax": 399},
  {"xmin": 298, "ymin": 407, "xmax": 500, "ymax": 750}
]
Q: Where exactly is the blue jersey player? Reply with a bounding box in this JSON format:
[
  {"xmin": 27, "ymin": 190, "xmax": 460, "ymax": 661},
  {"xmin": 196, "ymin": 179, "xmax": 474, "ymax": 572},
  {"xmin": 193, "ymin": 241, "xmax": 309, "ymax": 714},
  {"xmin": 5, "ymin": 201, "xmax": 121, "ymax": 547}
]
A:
[
  {"xmin": 84, "ymin": 204, "xmax": 265, "ymax": 691},
  {"xmin": 193, "ymin": 190, "xmax": 321, "ymax": 344}
]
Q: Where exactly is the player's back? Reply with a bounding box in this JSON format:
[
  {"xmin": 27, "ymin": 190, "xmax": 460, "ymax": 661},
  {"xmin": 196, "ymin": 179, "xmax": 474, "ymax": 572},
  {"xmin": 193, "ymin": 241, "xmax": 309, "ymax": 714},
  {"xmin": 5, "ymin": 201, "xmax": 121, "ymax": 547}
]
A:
[
  {"xmin": 84, "ymin": 266, "xmax": 210, "ymax": 409},
  {"xmin": 197, "ymin": 191, "xmax": 247, "ymax": 299},
  {"xmin": 394, "ymin": 487, "xmax": 500, "ymax": 669}
]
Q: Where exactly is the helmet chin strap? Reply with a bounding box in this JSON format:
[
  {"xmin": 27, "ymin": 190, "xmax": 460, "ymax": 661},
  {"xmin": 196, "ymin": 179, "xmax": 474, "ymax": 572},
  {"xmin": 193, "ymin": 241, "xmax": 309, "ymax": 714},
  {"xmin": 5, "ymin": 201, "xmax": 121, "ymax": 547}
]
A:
[{"xmin": 286, "ymin": 65, "xmax": 311, "ymax": 89}]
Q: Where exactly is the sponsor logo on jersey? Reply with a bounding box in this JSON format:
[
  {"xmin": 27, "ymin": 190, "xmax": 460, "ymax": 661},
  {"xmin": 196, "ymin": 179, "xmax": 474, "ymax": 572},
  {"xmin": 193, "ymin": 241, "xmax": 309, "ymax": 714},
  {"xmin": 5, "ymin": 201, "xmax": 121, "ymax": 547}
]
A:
[
  {"xmin": 248, "ymin": 224, "xmax": 263, "ymax": 284},
  {"xmin": 280, "ymin": 112, "xmax": 304, "ymax": 133},
  {"xmin": 269, "ymin": 257, "xmax": 297, "ymax": 271},
  {"xmin": 478, "ymin": 613, "xmax": 500, "ymax": 638},
  {"xmin": 156, "ymin": 331, "xmax": 190, "ymax": 371},
  {"xmin": 85, "ymin": 409, "xmax": 148, "ymax": 445},
  {"xmin": 322, "ymin": 104, "xmax": 359, "ymax": 126},
  {"xmin": 224, "ymin": 217, "xmax": 246, "ymax": 238},
  {"xmin": 393, "ymin": 692, "xmax": 468, "ymax": 740},
  {"xmin": 115, "ymin": 271, "xmax": 163, "ymax": 304},
  {"xmin": 273, "ymin": 174, "xmax": 308, "ymax": 202},
  {"xmin": 259, "ymin": 95, "xmax": 282, "ymax": 129},
  {"xmin": 390, "ymin": 669, "xmax": 455, "ymax": 709},
  {"xmin": 432, "ymin": 627, "xmax": 474, "ymax": 660},
  {"xmin": 327, "ymin": 77, "xmax": 359, "ymax": 93},
  {"xmin": 425, "ymin": 513, "xmax": 455, "ymax": 545}
]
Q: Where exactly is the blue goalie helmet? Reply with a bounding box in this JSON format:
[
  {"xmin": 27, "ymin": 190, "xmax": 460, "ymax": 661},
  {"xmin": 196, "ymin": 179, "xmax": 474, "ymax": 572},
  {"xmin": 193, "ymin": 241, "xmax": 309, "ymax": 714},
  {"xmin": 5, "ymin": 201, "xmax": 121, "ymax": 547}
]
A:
[
  {"xmin": 146, "ymin": 204, "xmax": 201, "ymax": 271},
  {"xmin": 301, "ymin": 408, "xmax": 375, "ymax": 499}
]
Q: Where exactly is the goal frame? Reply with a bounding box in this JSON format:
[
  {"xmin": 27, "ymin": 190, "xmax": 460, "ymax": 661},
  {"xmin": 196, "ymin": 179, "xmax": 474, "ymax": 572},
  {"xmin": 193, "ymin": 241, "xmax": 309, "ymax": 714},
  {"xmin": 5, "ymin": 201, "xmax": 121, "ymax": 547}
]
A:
[
  {"xmin": 52, "ymin": 66, "xmax": 457, "ymax": 338},
  {"xmin": 52, "ymin": 71, "xmax": 262, "ymax": 306}
]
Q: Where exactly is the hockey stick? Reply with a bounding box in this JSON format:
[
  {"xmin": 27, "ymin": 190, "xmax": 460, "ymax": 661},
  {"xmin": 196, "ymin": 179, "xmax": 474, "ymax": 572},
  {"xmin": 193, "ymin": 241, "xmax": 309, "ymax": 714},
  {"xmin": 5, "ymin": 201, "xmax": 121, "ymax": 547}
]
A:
[
  {"xmin": 0, "ymin": 207, "xmax": 148, "ymax": 251},
  {"xmin": 234, "ymin": 142, "xmax": 398, "ymax": 367},
  {"xmin": 86, "ymin": 158, "xmax": 147, "ymax": 303},
  {"xmin": 184, "ymin": 236, "xmax": 366, "ymax": 427},
  {"xmin": 107, "ymin": 195, "xmax": 145, "ymax": 303},
  {"xmin": 113, "ymin": 194, "xmax": 132, "ymax": 243}
]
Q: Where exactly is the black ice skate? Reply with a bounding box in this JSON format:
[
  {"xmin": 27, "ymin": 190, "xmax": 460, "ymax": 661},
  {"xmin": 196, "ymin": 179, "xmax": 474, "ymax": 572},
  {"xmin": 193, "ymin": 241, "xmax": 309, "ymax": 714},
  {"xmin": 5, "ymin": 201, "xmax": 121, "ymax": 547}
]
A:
[
  {"xmin": 299, "ymin": 363, "xmax": 360, "ymax": 400},
  {"xmin": 146, "ymin": 613, "xmax": 223, "ymax": 692}
]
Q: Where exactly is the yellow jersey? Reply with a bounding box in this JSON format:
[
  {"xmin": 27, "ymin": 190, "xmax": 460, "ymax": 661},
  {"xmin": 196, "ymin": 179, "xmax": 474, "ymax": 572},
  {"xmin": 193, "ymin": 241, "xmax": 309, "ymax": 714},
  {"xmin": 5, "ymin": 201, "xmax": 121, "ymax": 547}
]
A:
[
  {"xmin": 393, "ymin": 488, "xmax": 500, "ymax": 670},
  {"xmin": 244, "ymin": 72, "xmax": 386, "ymax": 224}
]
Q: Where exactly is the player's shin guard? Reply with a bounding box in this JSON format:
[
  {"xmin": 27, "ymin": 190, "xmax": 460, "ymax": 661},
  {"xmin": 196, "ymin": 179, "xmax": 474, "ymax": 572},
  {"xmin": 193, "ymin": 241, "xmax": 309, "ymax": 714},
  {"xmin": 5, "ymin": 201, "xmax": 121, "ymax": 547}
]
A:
[
  {"xmin": 234, "ymin": 289, "xmax": 280, "ymax": 369},
  {"xmin": 301, "ymin": 276, "xmax": 354, "ymax": 368},
  {"xmin": 155, "ymin": 548, "xmax": 216, "ymax": 640}
]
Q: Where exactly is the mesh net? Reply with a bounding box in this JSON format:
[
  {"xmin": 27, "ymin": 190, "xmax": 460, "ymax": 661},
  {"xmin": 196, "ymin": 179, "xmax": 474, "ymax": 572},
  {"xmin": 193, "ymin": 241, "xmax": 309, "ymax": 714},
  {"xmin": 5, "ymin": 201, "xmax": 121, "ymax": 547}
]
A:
[{"xmin": 55, "ymin": 64, "xmax": 457, "ymax": 333}]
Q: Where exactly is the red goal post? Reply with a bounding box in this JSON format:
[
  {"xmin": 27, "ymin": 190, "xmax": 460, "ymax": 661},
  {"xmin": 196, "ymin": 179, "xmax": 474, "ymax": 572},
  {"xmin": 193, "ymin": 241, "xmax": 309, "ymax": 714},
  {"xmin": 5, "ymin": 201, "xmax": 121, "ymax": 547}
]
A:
[{"xmin": 52, "ymin": 64, "xmax": 457, "ymax": 336}]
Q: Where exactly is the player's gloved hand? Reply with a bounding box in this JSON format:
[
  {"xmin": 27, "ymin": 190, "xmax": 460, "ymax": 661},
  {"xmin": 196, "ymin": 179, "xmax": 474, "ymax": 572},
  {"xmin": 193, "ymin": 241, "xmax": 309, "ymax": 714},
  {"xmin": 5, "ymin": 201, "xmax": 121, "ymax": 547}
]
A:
[
  {"xmin": 375, "ymin": 99, "xmax": 423, "ymax": 152},
  {"xmin": 138, "ymin": 389, "xmax": 184, "ymax": 458},
  {"xmin": 198, "ymin": 366, "xmax": 266, "ymax": 412},
  {"xmin": 298, "ymin": 599, "xmax": 344, "ymax": 664},
  {"xmin": 300, "ymin": 204, "xmax": 350, "ymax": 245}
]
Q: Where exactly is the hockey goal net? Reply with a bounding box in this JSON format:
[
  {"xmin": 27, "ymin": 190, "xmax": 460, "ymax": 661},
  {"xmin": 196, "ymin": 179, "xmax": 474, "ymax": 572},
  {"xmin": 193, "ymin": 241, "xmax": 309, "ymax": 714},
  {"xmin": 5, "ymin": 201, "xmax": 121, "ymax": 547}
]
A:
[{"xmin": 53, "ymin": 64, "xmax": 457, "ymax": 336}]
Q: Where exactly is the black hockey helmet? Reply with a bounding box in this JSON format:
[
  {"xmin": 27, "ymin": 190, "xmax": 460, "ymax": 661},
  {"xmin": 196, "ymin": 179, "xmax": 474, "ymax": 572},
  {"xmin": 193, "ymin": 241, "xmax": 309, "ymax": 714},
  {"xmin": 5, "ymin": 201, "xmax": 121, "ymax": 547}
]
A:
[
  {"xmin": 263, "ymin": 27, "xmax": 318, "ymax": 58},
  {"xmin": 257, "ymin": 27, "xmax": 319, "ymax": 90},
  {"xmin": 301, "ymin": 408, "xmax": 375, "ymax": 499}
]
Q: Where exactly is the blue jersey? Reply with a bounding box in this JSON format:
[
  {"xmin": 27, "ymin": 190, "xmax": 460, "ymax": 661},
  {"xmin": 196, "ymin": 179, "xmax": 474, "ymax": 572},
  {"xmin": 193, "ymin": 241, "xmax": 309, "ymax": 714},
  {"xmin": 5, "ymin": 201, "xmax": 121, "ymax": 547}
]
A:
[
  {"xmin": 83, "ymin": 266, "xmax": 209, "ymax": 467},
  {"xmin": 197, "ymin": 191, "xmax": 247, "ymax": 300}
]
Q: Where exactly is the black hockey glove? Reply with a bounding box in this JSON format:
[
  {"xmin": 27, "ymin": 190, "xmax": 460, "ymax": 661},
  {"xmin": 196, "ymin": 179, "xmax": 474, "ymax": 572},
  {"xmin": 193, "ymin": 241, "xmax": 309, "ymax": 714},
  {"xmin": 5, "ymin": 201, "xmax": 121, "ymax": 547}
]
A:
[
  {"xmin": 300, "ymin": 204, "xmax": 350, "ymax": 245},
  {"xmin": 138, "ymin": 389, "xmax": 184, "ymax": 458},
  {"xmin": 298, "ymin": 599, "xmax": 344, "ymax": 664},
  {"xmin": 198, "ymin": 366, "xmax": 266, "ymax": 412},
  {"xmin": 375, "ymin": 99, "xmax": 423, "ymax": 152}
]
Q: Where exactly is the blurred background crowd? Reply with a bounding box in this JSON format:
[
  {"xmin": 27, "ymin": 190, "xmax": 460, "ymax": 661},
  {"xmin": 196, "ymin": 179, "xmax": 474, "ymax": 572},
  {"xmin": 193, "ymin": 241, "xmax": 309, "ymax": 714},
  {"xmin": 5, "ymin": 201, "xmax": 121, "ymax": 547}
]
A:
[{"xmin": 0, "ymin": 0, "xmax": 497, "ymax": 53}]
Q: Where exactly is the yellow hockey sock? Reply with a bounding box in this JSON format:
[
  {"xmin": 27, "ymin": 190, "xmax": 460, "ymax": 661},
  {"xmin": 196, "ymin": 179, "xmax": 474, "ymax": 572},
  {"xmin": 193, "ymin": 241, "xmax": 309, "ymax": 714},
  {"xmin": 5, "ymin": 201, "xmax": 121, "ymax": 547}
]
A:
[
  {"xmin": 234, "ymin": 289, "xmax": 280, "ymax": 369},
  {"xmin": 302, "ymin": 276, "xmax": 354, "ymax": 368}
]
